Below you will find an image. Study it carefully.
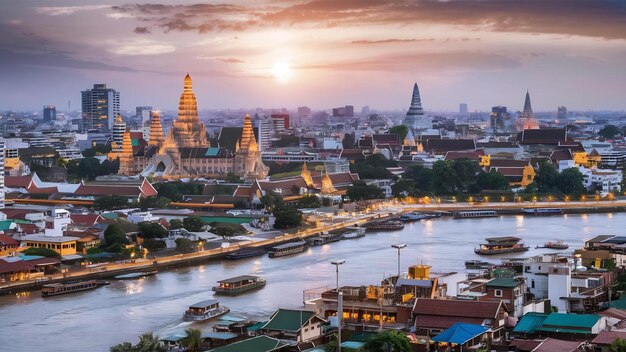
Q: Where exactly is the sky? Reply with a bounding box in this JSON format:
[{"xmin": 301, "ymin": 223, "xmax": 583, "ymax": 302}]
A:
[{"xmin": 1, "ymin": 0, "xmax": 626, "ymax": 112}]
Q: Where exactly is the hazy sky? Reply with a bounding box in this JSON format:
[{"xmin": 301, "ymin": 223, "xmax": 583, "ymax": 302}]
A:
[{"xmin": 1, "ymin": 0, "xmax": 625, "ymax": 112}]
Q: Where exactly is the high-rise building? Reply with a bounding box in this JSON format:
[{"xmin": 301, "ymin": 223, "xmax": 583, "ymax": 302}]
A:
[
  {"xmin": 332, "ymin": 105, "xmax": 354, "ymax": 117},
  {"xmin": 43, "ymin": 105, "xmax": 56, "ymax": 122},
  {"xmin": 171, "ymin": 74, "xmax": 209, "ymax": 148},
  {"xmin": 111, "ymin": 115, "xmax": 126, "ymax": 151},
  {"xmin": 298, "ymin": 106, "xmax": 311, "ymax": 119},
  {"xmin": 402, "ymin": 82, "xmax": 432, "ymax": 131},
  {"xmin": 81, "ymin": 84, "xmax": 120, "ymax": 132},
  {"xmin": 270, "ymin": 114, "xmax": 289, "ymax": 132},
  {"xmin": 557, "ymin": 106, "xmax": 568, "ymax": 120},
  {"xmin": 361, "ymin": 106, "xmax": 370, "ymax": 116},
  {"xmin": 136, "ymin": 106, "xmax": 152, "ymax": 126},
  {"xmin": 459, "ymin": 103, "xmax": 468, "ymax": 114},
  {"xmin": 0, "ymin": 138, "xmax": 5, "ymax": 210},
  {"xmin": 490, "ymin": 106, "xmax": 508, "ymax": 133}
]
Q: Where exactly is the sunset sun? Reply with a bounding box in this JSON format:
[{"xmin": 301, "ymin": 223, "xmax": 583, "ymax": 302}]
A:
[{"xmin": 272, "ymin": 62, "xmax": 292, "ymax": 82}]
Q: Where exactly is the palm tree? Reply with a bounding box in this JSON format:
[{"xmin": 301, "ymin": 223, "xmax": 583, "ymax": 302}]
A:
[
  {"xmin": 610, "ymin": 337, "xmax": 626, "ymax": 352},
  {"xmin": 109, "ymin": 333, "xmax": 166, "ymax": 352},
  {"xmin": 110, "ymin": 342, "xmax": 135, "ymax": 352},
  {"xmin": 182, "ymin": 328, "xmax": 203, "ymax": 352},
  {"xmin": 364, "ymin": 330, "xmax": 411, "ymax": 352}
]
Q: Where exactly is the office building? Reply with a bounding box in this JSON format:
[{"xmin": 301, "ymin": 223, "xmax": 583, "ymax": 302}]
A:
[
  {"xmin": 332, "ymin": 105, "xmax": 354, "ymax": 117},
  {"xmin": 81, "ymin": 84, "xmax": 120, "ymax": 132},
  {"xmin": 136, "ymin": 106, "xmax": 152, "ymax": 126},
  {"xmin": 490, "ymin": 106, "xmax": 509, "ymax": 133},
  {"xmin": 557, "ymin": 106, "xmax": 568, "ymax": 120},
  {"xmin": 43, "ymin": 105, "xmax": 56, "ymax": 122},
  {"xmin": 459, "ymin": 103, "xmax": 468, "ymax": 114}
]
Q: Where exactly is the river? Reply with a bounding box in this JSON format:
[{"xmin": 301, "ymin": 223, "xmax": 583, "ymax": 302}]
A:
[{"xmin": 0, "ymin": 212, "xmax": 622, "ymax": 351}]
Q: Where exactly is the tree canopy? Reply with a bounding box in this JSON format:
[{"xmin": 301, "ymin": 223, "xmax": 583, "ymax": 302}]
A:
[
  {"xmin": 350, "ymin": 154, "xmax": 397, "ymax": 180},
  {"xmin": 210, "ymin": 222, "xmax": 246, "ymax": 238},
  {"xmin": 364, "ymin": 330, "xmax": 412, "ymax": 352},
  {"xmin": 389, "ymin": 125, "xmax": 409, "ymax": 141},
  {"xmin": 22, "ymin": 247, "xmax": 61, "ymax": 258},
  {"xmin": 94, "ymin": 195, "xmax": 130, "ymax": 211},
  {"xmin": 103, "ymin": 223, "xmax": 130, "ymax": 252},
  {"xmin": 599, "ymin": 124, "xmax": 620, "ymax": 139},
  {"xmin": 138, "ymin": 222, "xmax": 168, "ymax": 239},
  {"xmin": 346, "ymin": 181, "xmax": 385, "ymax": 201},
  {"xmin": 183, "ymin": 216, "xmax": 204, "ymax": 232},
  {"xmin": 109, "ymin": 333, "xmax": 165, "ymax": 352}
]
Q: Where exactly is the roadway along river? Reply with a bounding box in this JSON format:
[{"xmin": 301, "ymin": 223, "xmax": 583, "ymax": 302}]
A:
[{"xmin": 1, "ymin": 213, "xmax": 622, "ymax": 351}]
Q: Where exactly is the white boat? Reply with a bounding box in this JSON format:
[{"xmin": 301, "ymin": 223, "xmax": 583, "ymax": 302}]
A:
[
  {"xmin": 342, "ymin": 227, "xmax": 366, "ymax": 239},
  {"xmin": 183, "ymin": 299, "xmax": 230, "ymax": 322}
]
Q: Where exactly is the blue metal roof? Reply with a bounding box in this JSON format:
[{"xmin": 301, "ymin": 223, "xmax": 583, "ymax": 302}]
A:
[
  {"xmin": 201, "ymin": 332, "xmax": 238, "ymax": 340},
  {"xmin": 513, "ymin": 312, "xmax": 549, "ymax": 334},
  {"xmin": 205, "ymin": 148, "xmax": 220, "ymax": 157},
  {"xmin": 432, "ymin": 323, "xmax": 489, "ymax": 345}
]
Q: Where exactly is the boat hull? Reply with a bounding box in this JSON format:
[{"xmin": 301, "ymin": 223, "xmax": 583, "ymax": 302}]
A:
[
  {"xmin": 41, "ymin": 280, "xmax": 109, "ymax": 297},
  {"xmin": 183, "ymin": 306, "xmax": 230, "ymax": 322},
  {"xmin": 212, "ymin": 281, "xmax": 266, "ymax": 296},
  {"xmin": 225, "ymin": 248, "xmax": 267, "ymax": 260},
  {"xmin": 474, "ymin": 247, "xmax": 529, "ymax": 255}
]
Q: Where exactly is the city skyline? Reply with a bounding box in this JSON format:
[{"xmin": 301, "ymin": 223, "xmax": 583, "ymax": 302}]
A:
[{"xmin": 1, "ymin": 0, "xmax": 626, "ymax": 111}]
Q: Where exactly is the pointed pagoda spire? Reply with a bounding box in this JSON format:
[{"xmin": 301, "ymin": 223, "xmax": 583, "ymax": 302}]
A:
[
  {"xmin": 407, "ymin": 82, "xmax": 424, "ymax": 116},
  {"xmin": 320, "ymin": 168, "xmax": 336, "ymax": 194},
  {"xmin": 523, "ymin": 90, "xmax": 533, "ymax": 115},
  {"xmin": 301, "ymin": 162, "xmax": 313, "ymax": 188},
  {"xmin": 240, "ymin": 114, "xmax": 254, "ymax": 150},
  {"xmin": 148, "ymin": 111, "xmax": 164, "ymax": 147}
]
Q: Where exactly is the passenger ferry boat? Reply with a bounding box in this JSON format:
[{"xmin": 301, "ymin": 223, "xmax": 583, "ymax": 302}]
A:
[
  {"xmin": 268, "ymin": 241, "xmax": 307, "ymax": 258},
  {"xmin": 464, "ymin": 260, "xmax": 493, "ymax": 269},
  {"xmin": 454, "ymin": 210, "xmax": 498, "ymax": 219},
  {"xmin": 212, "ymin": 275, "xmax": 266, "ymax": 296},
  {"xmin": 41, "ymin": 280, "xmax": 110, "ymax": 297},
  {"xmin": 474, "ymin": 236, "xmax": 530, "ymax": 255},
  {"xmin": 183, "ymin": 299, "xmax": 230, "ymax": 321},
  {"xmin": 342, "ymin": 227, "xmax": 366, "ymax": 239},
  {"xmin": 536, "ymin": 241, "xmax": 569, "ymax": 250},
  {"xmin": 307, "ymin": 232, "xmax": 343, "ymax": 246},
  {"xmin": 522, "ymin": 208, "xmax": 564, "ymax": 216},
  {"xmin": 225, "ymin": 247, "xmax": 267, "ymax": 260},
  {"xmin": 364, "ymin": 220, "xmax": 404, "ymax": 232}
]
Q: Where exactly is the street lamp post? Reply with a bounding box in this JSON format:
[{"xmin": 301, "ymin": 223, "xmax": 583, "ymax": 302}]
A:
[
  {"xmin": 331, "ymin": 259, "xmax": 345, "ymax": 352},
  {"xmin": 391, "ymin": 244, "xmax": 406, "ymax": 278}
]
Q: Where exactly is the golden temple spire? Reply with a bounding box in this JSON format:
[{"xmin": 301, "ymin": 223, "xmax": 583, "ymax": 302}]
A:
[
  {"xmin": 240, "ymin": 114, "xmax": 254, "ymax": 150},
  {"xmin": 301, "ymin": 162, "xmax": 314, "ymax": 188},
  {"xmin": 148, "ymin": 111, "xmax": 164, "ymax": 147},
  {"xmin": 320, "ymin": 168, "xmax": 336, "ymax": 194},
  {"xmin": 118, "ymin": 129, "xmax": 134, "ymax": 175},
  {"xmin": 172, "ymin": 72, "xmax": 209, "ymax": 147}
]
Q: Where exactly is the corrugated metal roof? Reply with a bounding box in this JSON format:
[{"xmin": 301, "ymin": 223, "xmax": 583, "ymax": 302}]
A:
[
  {"xmin": 432, "ymin": 322, "xmax": 489, "ymax": 344},
  {"xmin": 512, "ymin": 313, "xmax": 548, "ymax": 333},
  {"xmin": 537, "ymin": 313, "xmax": 600, "ymax": 332},
  {"xmin": 486, "ymin": 278, "xmax": 521, "ymax": 288}
]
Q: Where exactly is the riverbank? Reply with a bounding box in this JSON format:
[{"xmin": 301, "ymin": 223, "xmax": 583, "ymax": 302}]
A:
[{"xmin": 2, "ymin": 200, "xmax": 624, "ymax": 295}]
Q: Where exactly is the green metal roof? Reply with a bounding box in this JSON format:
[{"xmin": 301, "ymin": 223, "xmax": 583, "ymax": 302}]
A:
[
  {"xmin": 486, "ymin": 278, "xmax": 521, "ymax": 288},
  {"xmin": 536, "ymin": 313, "xmax": 600, "ymax": 333},
  {"xmin": 609, "ymin": 296, "xmax": 626, "ymax": 310},
  {"xmin": 205, "ymin": 148, "xmax": 220, "ymax": 157},
  {"xmin": 201, "ymin": 216, "xmax": 253, "ymax": 224},
  {"xmin": 261, "ymin": 309, "xmax": 316, "ymax": 332},
  {"xmin": 0, "ymin": 220, "xmax": 14, "ymax": 231},
  {"xmin": 210, "ymin": 336, "xmax": 287, "ymax": 352},
  {"xmin": 513, "ymin": 312, "xmax": 549, "ymax": 333},
  {"xmin": 246, "ymin": 321, "xmax": 266, "ymax": 332},
  {"xmin": 131, "ymin": 139, "xmax": 140, "ymax": 147},
  {"xmin": 11, "ymin": 219, "xmax": 32, "ymax": 224}
]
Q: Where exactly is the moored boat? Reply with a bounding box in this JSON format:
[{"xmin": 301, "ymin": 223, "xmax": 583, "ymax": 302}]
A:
[
  {"xmin": 307, "ymin": 232, "xmax": 343, "ymax": 246},
  {"xmin": 114, "ymin": 270, "xmax": 158, "ymax": 280},
  {"xmin": 268, "ymin": 241, "xmax": 307, "ymax": 258},
  {"xmin": 464, "ymin": 260, "xmax": 493, "ymax": 269},
  {"xmin": 364, "ymin": 220, "xmax": 404, "ymax": 232},
  {"xmin": 342, "ymin": 227, "xmax": 366, "ymax": 239},
  {"xmin": 225, "ymin": 247, "xmax": 267, "ymax": 260},
  {"xmin": 183, "ymin": 299, "xmax": 230, "ymax": 322},
  {"xmin": 454, "ymin": 210, "xmax": 498, "ymax": 219},
  {"xmin": 212, "ymin": 275, "xmax": 266, "ymax": 296},
  {"xmin": 522, "ymin": 208, "xmax": 564, "ymax": 216},
  {"xmin": 536, "ymin": 241, "xmax": 569, "ymax": 250},
  {"xmin": 474, "ymin": 236, "xmax": 529, "ymax": 255},
  {"xmin": 41, "ymin": 279, "xmax": 110, "ymax": 297}
]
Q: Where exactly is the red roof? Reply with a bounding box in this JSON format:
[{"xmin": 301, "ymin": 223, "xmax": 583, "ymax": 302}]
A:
[
  {"xmin": 0, "ymin": 208, "xmax": 42, "ymax": 220},
  {"xmin": 413, "ymin": 299, "xmax": 504, "ymax": 319},
  {"xmin": 16, "ymin": 223, "xmax": 40, "ymax": 234},
  {"xmin": 533, "ymin": 338, "xmax": 582, "ymax": 352},
  {"xmin": 592, "ymin": 331, "xmax": 626, "ymax": 345},
  {"xmin": 444, "ymin": 150, "xmax": 484, "ymax": 161},
  {"xmin": 70, "ymin": 214, "xmax": 104, "ymax": 226},
  {"xmin": 5, "ymin": 175, "xmax": 34, "ymax": 188},
  {"xmin": 0, "ymin": 259, "xmax": 34, "ymax": 274},
  {"xmin": 508, "ymin": 339, "xmax": 543, "ymax": 352},
  {"xmin": 0, "ymin": 234, "xmax": 19, "ymax": 246},
  {"xmin": 75, "ymin": 179, "xmax": 157, "ymax": 198}
]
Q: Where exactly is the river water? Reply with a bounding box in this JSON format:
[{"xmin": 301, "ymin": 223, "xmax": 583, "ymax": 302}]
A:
[{"xmin": 1, "ymin": 213, "xmax": 622, "ymax": 351}]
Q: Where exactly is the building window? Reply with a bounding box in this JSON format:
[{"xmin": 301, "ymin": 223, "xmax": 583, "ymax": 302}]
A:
[
  {"xmin": 531, "ymin": 280, "xmax": 535, "ymax": 289},
  {"xmin": 494, "ymin": 289, "xmax": 503, "ymax": 297}
]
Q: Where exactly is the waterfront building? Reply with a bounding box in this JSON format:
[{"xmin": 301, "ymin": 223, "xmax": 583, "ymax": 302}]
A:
[
  {"xmin": 517, "ymin": 90, "xmax": 539, "ymax": 130},
  {"xmin": 402, "ymin": 82, "xmax": 432, "ymax": 132},
  {"xmin": 21, "ymin": 234, "xmax": 79, "ymax": 256},
  {"xmin": 467, "ymin": 277, "xmax": 526, "ymax": 318},
  {"xmin": 81, "ymin": 83, "xmax": 120, "ymax": 132},
  {"xmin": 257, "ymin": 308, "xmax": 326, "ymax": 343},
  {"xmin": 43, "ymin": 105, "xmax": 56, "ymax": 122}
]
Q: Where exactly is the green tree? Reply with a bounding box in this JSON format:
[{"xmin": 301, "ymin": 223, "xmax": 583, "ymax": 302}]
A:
[
  {"xmin": 139, "ymin": 197, "xmax": 171, "ymax": 211},
  {"xmin": 183, "ymin": 216, "xmax": 204, "ymax": 232},
  {"xmin": 391, "ymin": 179, "xmax": 416, "ymax": 198},
  {"xmin": 557, "ymin": 167, "xmax": 585, "ymax": 197},
  {"xmin": 364, "ymin": 330, "xmax": 411, "ymax": 352},
  {"xmin": 610, "ymin": 337, "xmax": 626, "ymax": 352},
  {"xmin": 260, "ymin": 191, "xmax": 285, "ymax": 211},
  {"xmin": 142, "ymin": 239, "xmax": 166, "ymax": 251},
  {"xmin": 389, "ymin": 125, "xmax": 409, "ymax": 141},
  {"xmin": 451, "ymin": 159, "xmax": 480, "ymax": 191},
  {"xmin": 599, "ymin": 124, "xmax": 620, "ymax": 139},
  {"xmin": 346, "ymin": 181, "xmax": 385, "ymax": 201},
  {"xmin": 181, "ymin": 328, "xmax": 203, "ymax": 352},
  {"xmin": 533, "ymin": 160, "xmax": 559, "ymax": 193},
  {"xmin": 350, "ymin": 154, "xmax": 397, "ymax": 180},
  {"xmin": 175, "ymin": 238, "xmax": 194, "ymax": 253},
  {"xmin": 225, "ymin": 172, "xmax": 241, "ymax": 183},
  {"xmin": 297, "ymin": 195, "xmax": 321, "ymax": 208},
  {"xmin": 155, "ymin": 183, "xmax": 182, "ymax": 201},
  {"xmin": 138, "ymin": 222, "xmax": 168, "ymax": 239},
  {"xmin": 22, "ymin": 247, "xmax": 61, "ymax": 258},
  {"xmin": 473, "ymin": 170, "xmax": 510, "ymax": 192},
  {"xmin": 273, "ymin": 206, "xmax": 303, "ymax": 229},
  {"xmin": 432, "ymin": 160, "xmax": 458, "ymax": 194},
  {"xmin": 103, "ymin": 223, "xmax": 130, "ymax": 252},
  {"xmin": 94, "ymin": 195, "xmax": 129, "ymax": 211},
  {"xmin": 110, "ymin": 332, "xmax": 166, "ymax": 352},
  {"xmin": 169, "ymin": 219, "xmax": 183, "ymax": 230}
]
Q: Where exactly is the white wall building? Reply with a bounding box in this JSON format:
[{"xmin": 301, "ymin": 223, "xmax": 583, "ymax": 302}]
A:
[{"xmin": 547, "ymin": 266, "xmax": 571, "ymax": 313}]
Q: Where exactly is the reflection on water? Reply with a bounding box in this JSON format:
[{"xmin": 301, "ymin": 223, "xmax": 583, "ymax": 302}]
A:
[{"xmin": 0, "ymin": 213, "xmax": 623, "ymax": 351}]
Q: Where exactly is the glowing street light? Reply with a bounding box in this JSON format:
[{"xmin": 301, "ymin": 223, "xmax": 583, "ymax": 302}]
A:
[
  {"xmin": 330, "ymin": 259, "xmax": 346, "ymax": 352},
  {"xmin": 391, "ymin": 244, "xmax": 407, "ymax": 278}
]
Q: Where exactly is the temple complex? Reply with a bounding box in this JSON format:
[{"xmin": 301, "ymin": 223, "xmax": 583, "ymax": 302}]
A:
[{"xmin": 110, "ymin": 73, "xmax": 268, "ymax": 181}]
